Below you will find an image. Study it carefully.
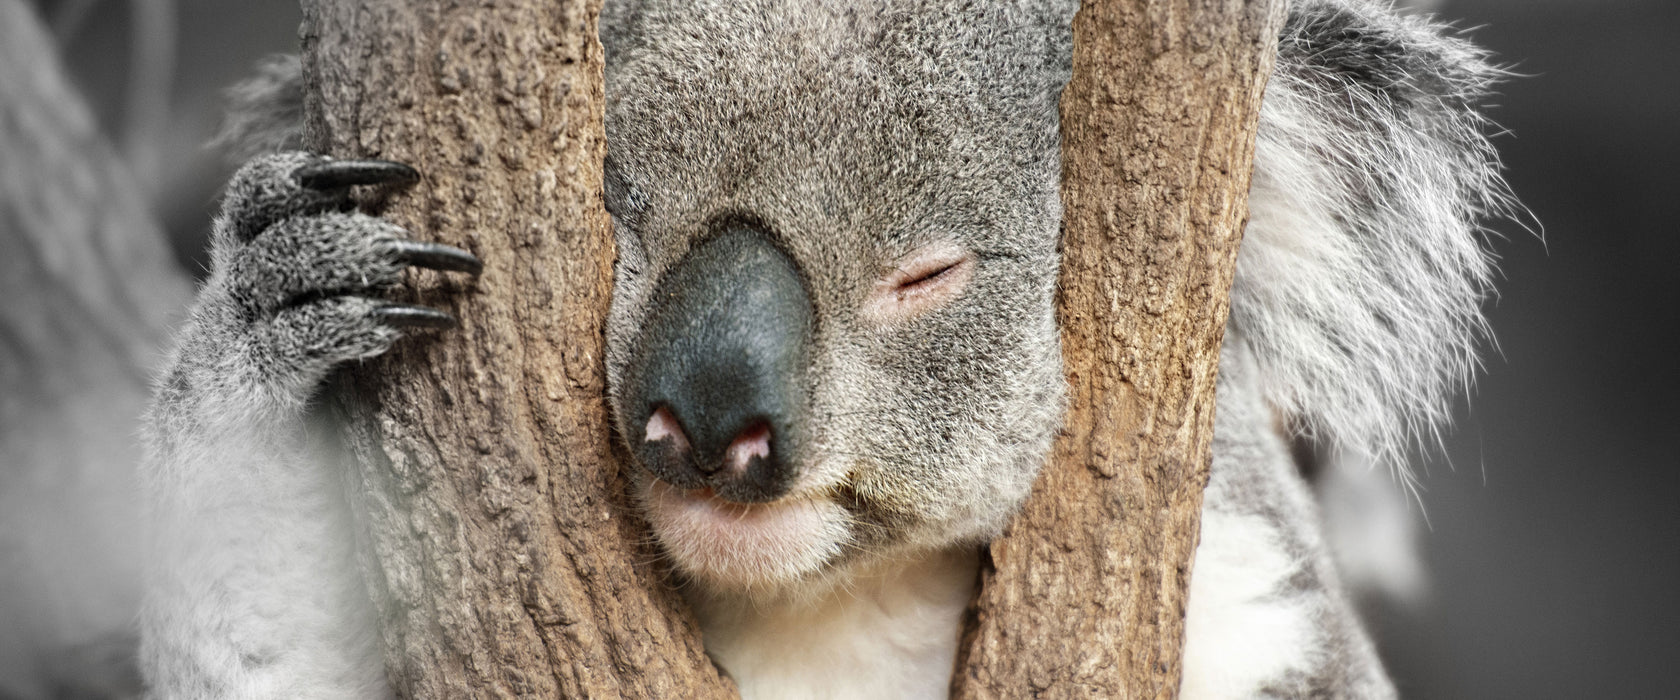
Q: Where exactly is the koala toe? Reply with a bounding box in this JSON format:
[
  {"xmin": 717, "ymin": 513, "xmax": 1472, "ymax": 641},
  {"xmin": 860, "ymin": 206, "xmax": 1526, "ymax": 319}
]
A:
[
  {"xmin": 219, "ymin": 152, "xmax": 420, "ymax": 243},
  {"xmin": 224, "ymin": 211, "xmax": 480, "ymax": 320},
  {"xmin": 257, "ymin": 296, "xmax": 438, "ymax": 391},
  {"xmin": 221, "ymin": 152, "xmax": 348, "ymax": 243},
  {"xmin": 197, "ymin": 151, "xmax": 475, "ymax": 404}
]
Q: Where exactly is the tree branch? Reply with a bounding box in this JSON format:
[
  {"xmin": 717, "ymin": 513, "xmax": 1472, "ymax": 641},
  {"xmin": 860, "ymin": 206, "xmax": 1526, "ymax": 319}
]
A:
[
  {"xmin": 953, "ymin": 0, "xmax": 1285, "ymax": 696},
  {"xmin": 299, "ymin": 0, "xmax": 733, "ymax": 695}
]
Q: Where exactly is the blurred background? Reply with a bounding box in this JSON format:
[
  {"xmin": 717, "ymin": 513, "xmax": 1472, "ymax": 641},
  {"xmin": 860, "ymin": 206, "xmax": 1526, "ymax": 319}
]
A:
[{"xmin": 3, "ymin": 0, "xmax": 1676, "ymax": 697}]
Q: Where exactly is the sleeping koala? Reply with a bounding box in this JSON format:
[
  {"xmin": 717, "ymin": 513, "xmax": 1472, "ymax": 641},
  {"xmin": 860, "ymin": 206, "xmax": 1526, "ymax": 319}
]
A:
[{"xmin": 139, "ymin": 0, "xmax": 1508, "ymax": 698}]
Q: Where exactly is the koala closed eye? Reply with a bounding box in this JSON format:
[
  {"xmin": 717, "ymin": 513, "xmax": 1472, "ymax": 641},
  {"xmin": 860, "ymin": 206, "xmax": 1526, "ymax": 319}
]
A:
[{"xmin": 864, "ymin": 243, "xmax": 976, "ymax": 323}]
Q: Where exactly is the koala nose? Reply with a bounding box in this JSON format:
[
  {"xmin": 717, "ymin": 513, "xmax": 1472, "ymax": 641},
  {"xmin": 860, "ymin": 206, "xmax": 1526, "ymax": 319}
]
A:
[{"xmin": 624, "ymin": 226, "xmax": 812, "ymax": 503}]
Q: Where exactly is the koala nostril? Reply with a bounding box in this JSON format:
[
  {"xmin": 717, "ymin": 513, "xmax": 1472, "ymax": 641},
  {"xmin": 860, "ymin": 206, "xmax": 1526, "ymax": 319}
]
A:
[
  {"xmin": 723, "ymin": 421, "xmax": 773, "ymax": 479},
  {"xmin": 645, "ymin": 405, "xmax": 689, "ymax": 450},
  {"xmin": 643, "ymin": 405, "xmax": 700, "ymax": 482}
]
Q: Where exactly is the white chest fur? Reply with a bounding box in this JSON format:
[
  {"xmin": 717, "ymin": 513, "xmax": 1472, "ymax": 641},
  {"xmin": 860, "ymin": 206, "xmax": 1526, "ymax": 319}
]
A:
[{"xmin": 690, "ymin": 548, "xmax": 979, "ymax": 700}]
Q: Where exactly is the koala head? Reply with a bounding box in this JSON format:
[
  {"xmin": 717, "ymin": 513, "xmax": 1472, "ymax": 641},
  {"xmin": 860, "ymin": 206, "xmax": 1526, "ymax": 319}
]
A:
[{"xmin": 600, "ymin": 0, "xmax": 1075, "ymax": 600}]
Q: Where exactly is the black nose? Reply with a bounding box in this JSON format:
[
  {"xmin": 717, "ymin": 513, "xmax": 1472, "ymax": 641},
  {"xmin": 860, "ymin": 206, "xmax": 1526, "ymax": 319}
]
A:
[{"xmin": 623, "ymin": 226, "xmax": 812, "ymax": 503}]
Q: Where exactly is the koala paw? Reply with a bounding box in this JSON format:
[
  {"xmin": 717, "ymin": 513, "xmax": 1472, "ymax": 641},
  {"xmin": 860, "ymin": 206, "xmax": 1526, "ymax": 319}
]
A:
[{"xmin": 191, "ymin": 151, "xmax": 480, "ymax": 402}]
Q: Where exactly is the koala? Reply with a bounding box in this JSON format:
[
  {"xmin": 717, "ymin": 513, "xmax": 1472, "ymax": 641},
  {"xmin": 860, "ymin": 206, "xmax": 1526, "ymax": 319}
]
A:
[{"xmin": 139, "ymin": 0, "xmax": 1508, "ymax": 698}]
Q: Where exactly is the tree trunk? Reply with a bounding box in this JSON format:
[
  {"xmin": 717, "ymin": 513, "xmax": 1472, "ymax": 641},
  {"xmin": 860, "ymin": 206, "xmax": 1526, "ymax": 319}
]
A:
[
  {"xmin": 952, "ymin": 0, "xmax": 1284, "ymax": 697},
  {"xmin": 299, "ymin": 1, "xmax": 732, "ymax": 697}
]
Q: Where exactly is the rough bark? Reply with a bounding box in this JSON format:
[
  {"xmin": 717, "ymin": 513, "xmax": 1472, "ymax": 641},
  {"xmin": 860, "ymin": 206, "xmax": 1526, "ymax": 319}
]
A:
[
  {"xmin": 0, "ymin": 1, "xmax": 190, "ymax": 696},
  {"xmin": 952, "ymin": 1, "xmax": 1284, "ymax": 697},
  {"xmin": 299, "ymin": 1, "xmax": 732, "ymax": 697}
]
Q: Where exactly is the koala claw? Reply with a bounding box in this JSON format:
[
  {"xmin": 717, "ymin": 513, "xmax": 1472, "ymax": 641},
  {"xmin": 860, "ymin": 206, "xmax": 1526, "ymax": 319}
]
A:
[
  {"xmin": 389, "ymin": 239, "xmax": 484, "ymax": 276},
  {"xmin": 372, "ymin": 303, "xmax": 458, "ymax": 330},
  {"xmin": 295, "ymin": 158, "xmax": 420, "ymax": 190}
]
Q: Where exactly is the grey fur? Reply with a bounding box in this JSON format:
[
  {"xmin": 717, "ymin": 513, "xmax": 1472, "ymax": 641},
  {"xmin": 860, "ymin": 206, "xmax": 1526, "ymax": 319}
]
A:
[
  {"xmin": 1240, "ymin": 0, "xmax": 1512, "ymax": 472},
  {"xmin": 140, "ymin": 0, "xmax": 1510, "ymax": 697},
  {"xmin": 1184, "ymin": 333, "xmax": 1397, "ymax": 698},
  {"xmin": 211, "ymin": 55, "xmax": 305, "ymax": 166}
]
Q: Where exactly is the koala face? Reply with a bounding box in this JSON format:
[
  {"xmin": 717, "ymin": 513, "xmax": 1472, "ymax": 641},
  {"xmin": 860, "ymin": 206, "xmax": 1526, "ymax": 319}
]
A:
[{"xmin": 601, "ymin": 0, "xmax": 1074, "ymax": 598}]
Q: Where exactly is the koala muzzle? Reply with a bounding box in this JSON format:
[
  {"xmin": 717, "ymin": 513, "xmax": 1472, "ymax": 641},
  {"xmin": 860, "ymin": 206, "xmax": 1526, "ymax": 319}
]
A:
[{"xmin": 625, "ymin": 226, "xmax": 812, "ymax": 503}]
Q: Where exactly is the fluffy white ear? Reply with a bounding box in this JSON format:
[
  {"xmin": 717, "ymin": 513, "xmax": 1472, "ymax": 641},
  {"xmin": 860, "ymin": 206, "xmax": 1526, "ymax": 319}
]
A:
[{"xmin": 1232, "ymin": 0, "xmax": 1516, "ymax": 483}]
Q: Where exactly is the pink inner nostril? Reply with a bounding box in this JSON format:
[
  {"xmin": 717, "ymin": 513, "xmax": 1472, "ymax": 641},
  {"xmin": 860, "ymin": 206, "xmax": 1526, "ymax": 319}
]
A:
[
  {"xmin": 645, "ymin": 406, "xmax": 690, "ymax": 451},
  {"xmin": 723, "ymin": 423, "xmax": 772, "ymax": 477}
]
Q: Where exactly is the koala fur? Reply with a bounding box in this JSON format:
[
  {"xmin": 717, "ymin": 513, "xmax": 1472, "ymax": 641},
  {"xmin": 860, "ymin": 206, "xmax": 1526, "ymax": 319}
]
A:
[{"xmin": 137, "ymin": 0, "xmax": 1509, "ymax": 698}]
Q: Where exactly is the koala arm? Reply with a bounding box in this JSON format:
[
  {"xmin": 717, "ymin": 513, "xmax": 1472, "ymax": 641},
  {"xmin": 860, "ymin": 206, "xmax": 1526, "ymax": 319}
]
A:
[
  {"xmin": 138, "ymin": 153, "xmax": 476, "ymax": 699},
  {"xmin": 1183, "ymin": 334, "xmax": 1397, "ymax": 699}
]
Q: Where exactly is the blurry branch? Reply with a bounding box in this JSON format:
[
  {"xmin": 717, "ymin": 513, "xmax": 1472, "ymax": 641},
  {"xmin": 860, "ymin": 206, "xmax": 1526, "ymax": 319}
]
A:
[
  {"xmin": 37, "ymin": 0, "xmax": 177, "ymax": 197},
  {"xmin": 0, "ymin": 0, "xmax": 190, "ymax": 696},
  {"xmin": 48, "ymin": 0, "xmax": 100, "ymax": 42},
  {"xmin": 121, "ymin": 0, "xmax": 176, "ymax": 192},
  {"xmin": 303, "ymin": 0, "xmax": 734, "ymax": 695},
  {"xmin": 951, "ymin": 0, "xmax": 1283, "ymax": 695},
  {"xmin": 39, "ymin": 0, "xmax": 177, "ymax": 195}
]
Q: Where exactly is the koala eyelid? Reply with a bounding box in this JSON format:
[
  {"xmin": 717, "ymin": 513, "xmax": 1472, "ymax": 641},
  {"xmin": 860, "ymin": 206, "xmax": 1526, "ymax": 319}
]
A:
[
  {"xmin": 900, "ymin": 261, "xmax": 961, "ymax": 289},
  {"xmin": 864, "ymin": 245, "xmax": 976, "ymax": 323}
]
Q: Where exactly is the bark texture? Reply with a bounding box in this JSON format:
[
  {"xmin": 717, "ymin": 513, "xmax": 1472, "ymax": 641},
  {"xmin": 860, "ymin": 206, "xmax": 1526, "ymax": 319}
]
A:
[
  {"xmin": 299, "ymin": 1, "xmax": 731, "ymax": 697},
  {"xmin": 952, "ymin": 1, "xmax": 1284, "ymax": 697}
]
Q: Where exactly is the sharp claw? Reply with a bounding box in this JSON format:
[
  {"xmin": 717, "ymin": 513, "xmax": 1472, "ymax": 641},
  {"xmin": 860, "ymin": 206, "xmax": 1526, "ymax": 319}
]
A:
[
  {"xmin": 295, "ymin": 159, "xmax": 420, "ymax": 190},
  {"xmin": 389, "ymin": 240, "xmax": 484, "ymax": 276},
  {"xmin": 373, "ymin": 304, "xmax": 458, "ymax": 330}
]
